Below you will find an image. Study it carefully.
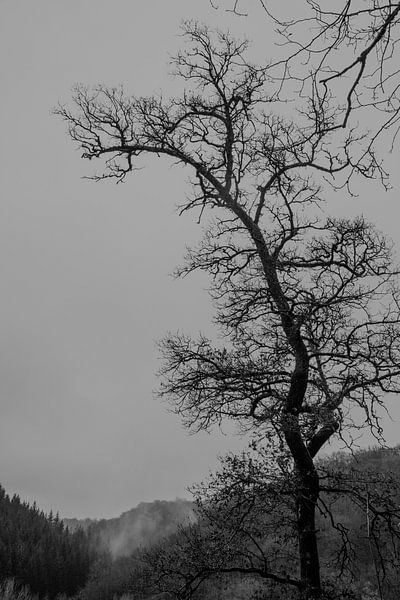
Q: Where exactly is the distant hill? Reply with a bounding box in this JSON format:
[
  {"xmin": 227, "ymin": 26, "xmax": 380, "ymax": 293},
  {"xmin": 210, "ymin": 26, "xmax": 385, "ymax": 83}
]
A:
[
  {"xmin": 64, "ymin": 498, "xmax": 196, "ymax": 558},
  {"xmin": 63, "ymin": 516, "xmax": 94, "ymax": 532},
  {"xmin": 64, "ymin": 448, "xmax": 400, "ymax": 563}
]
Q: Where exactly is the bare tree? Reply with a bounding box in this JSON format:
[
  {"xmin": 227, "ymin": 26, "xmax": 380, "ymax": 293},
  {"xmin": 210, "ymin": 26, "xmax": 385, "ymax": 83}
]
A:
[
  {"xmin": 219, "ymin": 1, "xmax": 400, "ymax": 150},
  {"xmin": 56, "ymin": 22, "xmax": 400, "ymax": 599}
]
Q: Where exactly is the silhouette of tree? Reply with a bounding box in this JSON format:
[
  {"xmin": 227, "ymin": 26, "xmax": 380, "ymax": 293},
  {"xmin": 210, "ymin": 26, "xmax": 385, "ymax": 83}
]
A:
[{"xmin": 56, "ymin": 21, "xmax": 400, "ymax": 599}]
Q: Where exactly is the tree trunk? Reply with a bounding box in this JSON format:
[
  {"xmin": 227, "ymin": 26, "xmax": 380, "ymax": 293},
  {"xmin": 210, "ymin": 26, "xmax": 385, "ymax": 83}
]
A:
[{"xmin": 297, "ymin": 469, "xmax": 322, "ymax": 600}]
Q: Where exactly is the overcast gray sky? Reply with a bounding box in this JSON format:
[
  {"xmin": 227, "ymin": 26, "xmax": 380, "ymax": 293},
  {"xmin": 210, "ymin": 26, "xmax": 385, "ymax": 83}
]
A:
[{"xmin": 0, "ymin": 1, "xmax": 399, "ymax": 519}]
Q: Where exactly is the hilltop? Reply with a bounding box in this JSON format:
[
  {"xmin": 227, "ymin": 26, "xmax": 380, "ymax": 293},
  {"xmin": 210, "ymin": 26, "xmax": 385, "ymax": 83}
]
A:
[{"xmin": 64, "ymin": 498, "xmax": 195, "ymax": 558}]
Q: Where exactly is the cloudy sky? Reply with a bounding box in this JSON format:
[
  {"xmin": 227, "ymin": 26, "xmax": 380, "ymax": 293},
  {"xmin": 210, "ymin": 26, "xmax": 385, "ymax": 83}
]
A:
[{"xmin": 0, "ymin": 1, "xmax": 399, "ymax": 519}]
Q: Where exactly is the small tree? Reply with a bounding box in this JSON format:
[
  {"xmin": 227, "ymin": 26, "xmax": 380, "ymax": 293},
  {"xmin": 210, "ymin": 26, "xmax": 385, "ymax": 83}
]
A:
[{"xmin": 56, "ymin": 22, "xmax": 400, "ymax": 599}]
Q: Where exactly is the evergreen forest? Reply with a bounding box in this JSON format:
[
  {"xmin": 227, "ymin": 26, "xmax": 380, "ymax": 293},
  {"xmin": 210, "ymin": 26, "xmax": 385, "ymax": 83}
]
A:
[{"xmin": 0, "ymin": 487, "xmax": 91, "ymax": 598}]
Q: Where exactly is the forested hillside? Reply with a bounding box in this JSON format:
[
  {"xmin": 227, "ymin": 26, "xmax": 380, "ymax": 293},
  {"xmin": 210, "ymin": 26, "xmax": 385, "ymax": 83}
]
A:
[
  {"xmin": 65, "ymin": 498, "xmax": 195, "ymax": 558},
  {"xmin": 2, "ymin": 447, "xmax": 400, "ymax": 600},
  {"xmin": 0, "ymin": 486, "xmax": 91, "ymax": 598}
]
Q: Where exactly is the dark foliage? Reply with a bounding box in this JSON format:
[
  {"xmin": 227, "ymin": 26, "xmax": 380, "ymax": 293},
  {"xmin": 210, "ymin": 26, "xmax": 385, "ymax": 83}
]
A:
[
  {"xmin": 0, "ymin": 485, "xmax": 91, "ymax": 598},
  {"xmin": 77, "ymin": 554, "xmax": 135, "ymax": 600}
]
